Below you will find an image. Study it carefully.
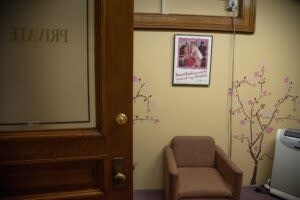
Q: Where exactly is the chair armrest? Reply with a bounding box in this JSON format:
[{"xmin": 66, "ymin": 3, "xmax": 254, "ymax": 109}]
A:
[
  {"xmin": 164, "ymin": 145, "xmax": 179, "ymax": 200},
  {"xmin": 215, "ymin": 145, "xmax": 243, "ymax": 200},
  {"xmin": 165, "ymin": 145, "xmax": 178, "ymax": 176}
]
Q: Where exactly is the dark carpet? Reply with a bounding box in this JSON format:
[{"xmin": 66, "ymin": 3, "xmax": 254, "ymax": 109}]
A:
[
  {"xmin": 134, "ymin": 186, "xmax": 284, "ymax": 200},
  {"xmin": 241, "ymin": 186, "xmax": 284, "ymax": 200}
]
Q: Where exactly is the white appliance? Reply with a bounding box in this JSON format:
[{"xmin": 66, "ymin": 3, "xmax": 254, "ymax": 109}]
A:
[{"xmin": 270, "ymin": 129, "xmax": 300, "ymax": 200}]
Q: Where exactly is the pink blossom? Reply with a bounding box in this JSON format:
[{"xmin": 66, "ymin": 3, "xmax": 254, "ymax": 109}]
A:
[
  {"xmin": 254, "ymin": 71, "xmax": 260, "ymax": 78},
  {"xmin": 133, "ymin": 75, "xmax": 139, "ymax": 83},
  {"xmin": 265, "ymin": 127, "xmax": 273, "ymax": 134},
  {"xmin": 263, "ymin": 90, "xmax": 270, "ymax": 96},
  {"xmin": 227, "ymin": 89, "xmax": 233, "ymax": 96},
  {"xmin": 233, "ymin": 134, "xmax": 240, "ymax": 139},
  {"xmin": 284, "ymin": 77, "xmax": 289, "ymax": 84},
  {"xmin": 248, "ymin": 100, "xmax": 254, "ymax": 105},
  {"xmin": 240, "ymin": 119, "xmax": 247, "ymax": 126},
  {"xmin": 154, "ymin": 119, "xmax": 160, "ymax": 124}
]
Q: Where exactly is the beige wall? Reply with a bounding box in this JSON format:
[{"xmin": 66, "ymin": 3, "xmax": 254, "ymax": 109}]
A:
[{"xmin": 133, "ymin": 0, "xmax": 300, "ymax": 189}]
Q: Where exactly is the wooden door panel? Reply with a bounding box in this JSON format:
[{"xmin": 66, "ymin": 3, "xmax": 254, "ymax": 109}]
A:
[
  {"xmin": 0, "ymin": 131, "xmax": 105, "ymax": 164},
  {"xmin": 0, "ymin": 0, "xmax": 133, "ymax": 199},
  {"xmin": 0, "ymin": 160, "xmax": 104, "ymax": 195},
  {"xmin": 3, "ymin": 189, "xmax": 105, "ymax": 200}
]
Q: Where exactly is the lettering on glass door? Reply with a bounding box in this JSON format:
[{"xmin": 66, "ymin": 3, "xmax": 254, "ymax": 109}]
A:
[{"xmin": 10, "ymin": 28, "xmax": 69, "ymax": 43}]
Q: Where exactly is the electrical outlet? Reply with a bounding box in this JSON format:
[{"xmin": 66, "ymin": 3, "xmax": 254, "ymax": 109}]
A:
[{"xmin": 227, "ymin": 0, "xmax": 238, "ymax": 11}]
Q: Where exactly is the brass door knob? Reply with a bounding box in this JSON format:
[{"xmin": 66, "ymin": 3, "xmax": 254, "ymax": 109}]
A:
[
  {"xmin": 114, "ymin": 172, "xmax": 126, "ymax": 184},
  {"xmin": 116, "ymin": 113, "xmax": 128, "ymax": 125}
]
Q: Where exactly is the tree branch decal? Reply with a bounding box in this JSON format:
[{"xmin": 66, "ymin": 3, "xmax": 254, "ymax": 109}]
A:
[
  {"xmin": 133, "ymin": 75, "xmax": 159, "ymax": 124},
  {"xmin": 229, "ymin": 66, "xmax": 299, "ymax": 185}
]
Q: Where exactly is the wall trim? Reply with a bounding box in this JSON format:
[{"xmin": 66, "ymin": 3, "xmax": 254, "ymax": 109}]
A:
[{"xmin": 134, "ymin": 0, "xmax": 256, "ymax": 33}]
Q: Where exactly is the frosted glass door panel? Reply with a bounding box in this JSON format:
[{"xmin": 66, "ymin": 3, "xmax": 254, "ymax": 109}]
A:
[{"xmin": 0, "ymin": 0, "xmax": 96, "ymax": 131}]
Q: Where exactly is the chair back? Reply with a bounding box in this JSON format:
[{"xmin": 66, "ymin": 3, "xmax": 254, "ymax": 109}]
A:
[{"xmin": 170, "ymin": 136, "xmax": 215, "ymax": 167}]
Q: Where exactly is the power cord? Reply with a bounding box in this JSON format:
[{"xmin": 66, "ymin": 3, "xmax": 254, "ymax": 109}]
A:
[{"xmin": 228, "ymin": 8, "xmax": 237, "ymax": 158}]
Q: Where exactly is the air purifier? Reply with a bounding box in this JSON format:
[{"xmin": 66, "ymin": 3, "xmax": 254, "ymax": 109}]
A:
[{"xmin": 270, "ymin": 129, "xmax": 300, "ymax": 200}]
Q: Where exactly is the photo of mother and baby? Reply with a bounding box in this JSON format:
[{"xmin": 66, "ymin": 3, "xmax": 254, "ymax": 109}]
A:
[{"xmin": 178, "ymin": 40, "xmax": 208, "ymax": 68}]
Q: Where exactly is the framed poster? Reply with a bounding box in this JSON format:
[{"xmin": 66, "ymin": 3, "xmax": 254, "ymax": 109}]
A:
[{"xmin": 173, "ymin": 34, "xmax": 213, "ymax": 86}]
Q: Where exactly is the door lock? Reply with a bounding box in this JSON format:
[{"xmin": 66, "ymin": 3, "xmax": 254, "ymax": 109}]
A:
[
  {"xmin": 114, "ymin": 172, "xmax": 126, "ymax": 184},
  {"xmin": 112, "ymin": 157, "xmax": 126, "ymax": 185}
]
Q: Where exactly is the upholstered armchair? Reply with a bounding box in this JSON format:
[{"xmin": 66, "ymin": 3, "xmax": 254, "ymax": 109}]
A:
[{"xmin": 164, "ymin": 136, "xmax": 243, "ymax": 200}]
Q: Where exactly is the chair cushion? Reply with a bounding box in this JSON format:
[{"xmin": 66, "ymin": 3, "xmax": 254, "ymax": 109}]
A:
[
  {"xmin": 171, "ymin": 136, "xmax": 215, "ymax": 167},
  {"xmin": 178, "ymin": 167, "xmax": 232, "ymax": 198}
]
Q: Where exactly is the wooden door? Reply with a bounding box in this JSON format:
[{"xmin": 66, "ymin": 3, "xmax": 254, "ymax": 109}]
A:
[{"xmin": 0, "ymin": 0, "xmax": 133, "ymax": 199}]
